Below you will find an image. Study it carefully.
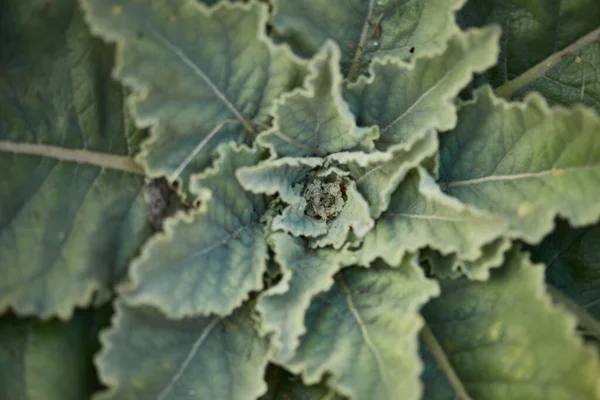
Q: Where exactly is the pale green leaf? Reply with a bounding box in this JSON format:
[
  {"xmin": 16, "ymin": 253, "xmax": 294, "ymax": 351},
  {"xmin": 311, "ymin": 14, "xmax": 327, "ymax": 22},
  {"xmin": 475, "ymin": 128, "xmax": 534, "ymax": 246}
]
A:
[
  {"xmin": 438, "ymin": 86, "xmax": 600, "ymax": 244},
  {"xmin": 359, "ymin": 168, "xmax": 507, "ymax": 267},
  {"xmin": 461, "ymin": 237, "xmax": 512, "ymax": 281},
  {"xmin": 282, "ymin": 257, "xmax": 440, "ymax": 400},
  {"xmin": 257, "ymin": 233, "xmax": 355, "ymax": 362},
  {"xmin": 531, "ymin": 219, "xmax": 600, "ymax": 320},
  {"xmin": 421, "ymin": 249, "xmax": 461, "ymax": 280},
  {"xmin": 0, "ymin": 311, "xmax": 99, "ymax": 399},
  {"xmin": 0, "ymin": 0, "xmax": 151, "ymax": 319},
  {"xmin": 237, "ymin": 157, "xmax": 323, "ymax": 204},
  {"xmin": 310, "ymin": 178, "xmax": 373, "ymax": 249},
  {"xmin": 257, "ymin": 41, "xmax": 378, "ymax": 158},
  {"xmin": 338, "ymin": 129, "xmax": 439, "ymax": 218},
  {"xmin": 81, "ymin": 0, "xmax": 307, "ymax": 180},
  {"xmin": 344, "ymin": 26, "xmax": 501, "ymax": 150},
  {"xmin": 459, "ymin": 0, "xmax": 600, "ymax": 111},
  {"xmin": 95, "ymin": 301, "xmax": 270, "ymax": 400},
  {"xmin": 123, "ymin": 143, "xmax": 268, "ymax": 318},
  {"xmin": 270, "ymin": 0, "xmax": 466, "ymax": 78},
  {"xmin": 272, "ymin": 198, "xmax": 329, "ymax": 237},
  {"xmin": 422, "ymin": 247, "xmax": 600, "ymax": 400}
]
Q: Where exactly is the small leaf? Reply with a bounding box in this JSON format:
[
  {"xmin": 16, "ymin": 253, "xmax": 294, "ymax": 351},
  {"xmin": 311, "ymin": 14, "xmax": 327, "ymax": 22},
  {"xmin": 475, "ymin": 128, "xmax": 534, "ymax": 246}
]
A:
[
  {"xmin": 461, "ymin": 237, "xmax": 511, "ymax": 281},
  {"xmin": 0, "ymin": 0, "xmax": 151, "ymax": 319},
  {"xmin": 270, "ymin": 0, "xmax": 466, "ymax": 78},
  {"xmin": 81, "ymin": 0, "xmax": 307, "ymax": 180},
  {"xmin": 95, "ymin": 301, "xmax": 270, "ymax": 400},
  {"xmin": 237, "ymin": 157, "xmax": 324, "ymax": 204},
  {"xmin": 359, "ymin": 168, "xmax": 507, "ymax": 267},
  {"xmin": 0, "ymin": 311, "xmax": 99, "ymax": 399},
  {"xmin": 256, "ymin": 233, "xmax": 355, "ymax": 362},
  {"xmin": 124, "ymin": 143, "xmax": 268, "ymax": 317},
  {"xmin": 530, "ymin": 219, "xmax": 600, "ymax": 320},
  {"xmin": 344, "ymin": 26, "xmax": 501, "ymax": 150},
  {"xmin": 310, "ymin": 178, "xmax": 374, "ymax": 249},
  {"xmin": 282, "ymin": 257, "xmax": 440, "ymax": 400},
  {"xmin": 336, "ymin": 129, "xmax": 439, "ymax": 218},
  {"xmin": 439, "ymin": 86, "xmax": 600, "ymax": 243},
  {"xmin": 258, "ymin": 41, "xmax": 378, "ymax": 158},
  {"xmin": 422, "ymin": 247, "xmax": 600, "ymax": 399}
]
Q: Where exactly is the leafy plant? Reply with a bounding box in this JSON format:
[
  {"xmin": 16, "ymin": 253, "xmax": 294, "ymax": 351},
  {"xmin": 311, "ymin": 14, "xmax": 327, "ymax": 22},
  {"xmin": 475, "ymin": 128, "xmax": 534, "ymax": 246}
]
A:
[{"xmin": 1, "ymin": 0, "xmax": 600, "ymax": 399}]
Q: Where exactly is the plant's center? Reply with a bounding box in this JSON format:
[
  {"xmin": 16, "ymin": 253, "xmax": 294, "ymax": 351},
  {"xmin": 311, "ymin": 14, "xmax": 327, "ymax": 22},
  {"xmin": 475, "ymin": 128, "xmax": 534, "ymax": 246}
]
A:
[{"xmin": 303, "ymin": 174, "xmax": 346, "ymax": 222}]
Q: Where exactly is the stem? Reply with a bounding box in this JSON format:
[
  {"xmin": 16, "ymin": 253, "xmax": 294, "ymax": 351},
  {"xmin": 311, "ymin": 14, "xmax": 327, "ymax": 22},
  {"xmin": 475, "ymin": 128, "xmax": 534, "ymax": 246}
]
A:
[
  {"xmin": 546, "ymin": 284, "xmax": 600, "ymax": 338},
  {"xmin": 0, "ymin": 140, "xmax": 144, "ymax": 175},
  {"xmin": 422, "ymin": 324, "xmax": 472, "ymax": 400},
  {"xmin": 495, "ymin": 26, "xmax": 600, "ymax": 99},
  {"xmin": 347, "ymin": 0, "xmax": 376, "ymax": 81}
]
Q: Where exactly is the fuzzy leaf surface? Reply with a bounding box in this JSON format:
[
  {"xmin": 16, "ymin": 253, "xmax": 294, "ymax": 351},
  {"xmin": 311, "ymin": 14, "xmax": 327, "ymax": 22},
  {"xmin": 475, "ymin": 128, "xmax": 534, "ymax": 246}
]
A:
[
  {"xmin": 422, "ymin": 248, "xmax": 600, "ymax": 399},
  {"xmin": 124, "ymin": 144, "xmax": 268, "ymax": 317},
  {"xmin": 257, "ymin": 233, "xmax": 355, "ymax": 362},
  {"xmin": 0, "ymin": 0, "xmax": 151, "ymax": 319},
  {"xmin": 344, "ymin": 27, "xmax": 501, "ymax": 150},
  {"xmin": 0, "ymin": 311, "xmax": 99, "ymax": 399},
  {"xmin": 81, "ymin": 0, "xmax": 306, "ymax": 179},
  {"xmin": 270, "ymin": 0, "xmax": 465, "ymax": 77},
  {"xmin": 459, "ymin": 0, "xmax": 600, "ymax": 111},
  {"xmin": 95, "ymin": 301, "xmax": 270, "ymax": 400},
  {"xmin": 339, "ymin": 130, "xmax": 439, "ymax": 218},
  {"xmin": 359, "ymin": 168, "xmax": 507, "ymax": 267},
  {"xmin": 439, "ymin": 87, "xmax": 600, "ymax": 244},
  {"xmin": 258, "ymin": 42, "xmax": 378, "ymax": 158},
  {"xmin": 283, "ymin": 257, "xmax": 440, "ymax": 400},
  {"xmin": 531, "ymin": 219, "xmax": 600, "ymax": 320}
]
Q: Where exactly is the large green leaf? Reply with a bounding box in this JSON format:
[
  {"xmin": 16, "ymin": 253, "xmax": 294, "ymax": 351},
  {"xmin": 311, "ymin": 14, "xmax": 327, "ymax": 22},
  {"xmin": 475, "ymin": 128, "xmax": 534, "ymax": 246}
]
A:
[
  {"xmin": 95, "ymin": 300, "xmax": 271, "ymax": 400},
  {"xmin": 282, "ymin": 257, "xmax": 440, "ymax": 400},
  {"xmin": 257, "ymin": 42, "xmax": 378, "ymax": 158},
  {"xmin": 0, "ymin": 311, "xmax": 99, "ymax": 399},
  {"xmin": 422, "ymin": 247, "xmax": 600, "ymax": 399},
  {"xmin": 270, "ymin": 0, "xmax": 465, "ymax": 78},
  {"xmin": 256, "ymin": 233, "xmax": 355, "ymax": 362},
  {"xmin": 81, "ymin": 0, "xmax": 307, "ymax": 181},
  {"xmin": 344, "ymin": 26, "xmax": 501, "ymax": 150},
  {"xmin": 438, "ymin": 86, "xmax": 600, "ymax": 244},
  {"xmin": 459, "ymin": 0, "xmax": 600, "ymax": 111},
  {"xmin": 123, "ymin": 143, "xmax": 268, "ymax": 318},
  {"xmin": 0, "ymin": 0, "xmax": 151, "ymax": 319},
  {"xmin": 359, "ymin": 168, "xmax": 507, "ymax": 267},
  {"xmin": 531, "ymin": 219, "xmax": 600, "ymax": 320}
]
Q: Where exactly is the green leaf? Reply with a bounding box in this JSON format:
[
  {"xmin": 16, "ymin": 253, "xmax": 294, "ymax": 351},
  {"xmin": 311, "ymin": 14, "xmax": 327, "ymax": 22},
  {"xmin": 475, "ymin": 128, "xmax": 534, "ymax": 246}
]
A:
[
  {"xmin": 422, "ymin": 247, "xmax": 600, "ymax": 400},
  {"xmin": 344, "ymin": 26, "xmax": 501, "ymax": 150},
  {"xmin": 336, "ymin": 129, "xmax": 439, "ymax": 218},
  {"xmin": 256, "ymin": 233, "xmax": 355, "ymax": 362},
  {"xmin": 0, "ymin": 311, "xmax": 99, "ymax": 399},
  {"xmin": 81, "ymin": 0, "xmax": 307, "ymax": 180},
  {"xmin": 257, "ymin": 42, "xmax": 378, "ymax": 158},
  {"xmin": 0, "ymin": 0, "xmax": 151, "ymax": 319},
  {"xmin": 359, "ymin": 168, "xmax": 507, "ymax": 267},
  {"xmin": 439, "ymin": 86, "xmax": 600, "ymax": 244},
  {"xmin": 282, "ymin": 257, "xmax": 440, "ymax": 400},
  {"xmin": 123, "ymin": 143, "xmax": 268, "ymax": 318},
  {"xmin": 459, "ymin": 0, "xmax": 600, "ymax": 111},
  {"xmin": 310, "ymin": 178, "xmax": 373, "ymax": 249},
  {"xmin": 270, "ymin": 0, "xmax": 466, "ymax": 79},
  {"xmin": 461, "ymin": 237, "xmax": 512, "ymax": 281},
  {"xmin": 531, "ymin": 219, "xmax": 600, "ymax": 320},
  {"xmin": 237, "ymin": 157, "xmax": 324, "ymax": 204},
  {"xmin": 95, "ymin": 300, "xmax": 271, "ymax": 400}
]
